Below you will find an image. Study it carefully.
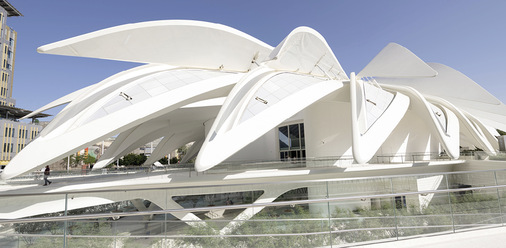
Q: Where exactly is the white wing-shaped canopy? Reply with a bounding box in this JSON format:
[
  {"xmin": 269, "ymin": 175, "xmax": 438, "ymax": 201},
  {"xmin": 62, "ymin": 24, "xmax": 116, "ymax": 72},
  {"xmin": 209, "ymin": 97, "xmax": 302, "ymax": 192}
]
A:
[
  {"xmin": 2, "ymin": 69, "xmax": 241, "ymax": 179},
  {"xmin": 358, "ymin": 43, "xmax": 437, "ymax": 78},
  {"xmin": 21, "ymin": 83, "xmax": 96, "ymax": 120},
  {"xmin": 4, "ymin": 20, "xmax": 506, "ymax": 179},
  {"xmin": 377, "ymin": 62, "xmax": 506, "ymax": 132},
  {"xmin": 195, "ymin": 27, "xmax": 349, "ymax": 171},
  {"xmin": 38, "ymin": 20, "xmax": 273, "ymax": 72},
  {"xmin": 266, "ymin": 27, "xmax": 348, "ymax": 80}
]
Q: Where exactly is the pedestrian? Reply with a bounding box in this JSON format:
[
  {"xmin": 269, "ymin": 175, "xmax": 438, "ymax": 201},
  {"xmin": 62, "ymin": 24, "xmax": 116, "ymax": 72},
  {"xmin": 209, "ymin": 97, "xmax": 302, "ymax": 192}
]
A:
[{"xmin": 43, "ymin": 165, "xmax": 52, "ymax": 186}]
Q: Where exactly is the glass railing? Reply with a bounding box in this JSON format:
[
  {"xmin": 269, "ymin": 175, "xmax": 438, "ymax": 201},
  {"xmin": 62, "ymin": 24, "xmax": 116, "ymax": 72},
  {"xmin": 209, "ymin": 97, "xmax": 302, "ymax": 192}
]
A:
[
  {"xmin": 7, "ymin": 150, "xmax": 506, "ymax": 185},
  {"xmin": 1, "ymin": 169, "xmax": 506, "ymax": 247}
]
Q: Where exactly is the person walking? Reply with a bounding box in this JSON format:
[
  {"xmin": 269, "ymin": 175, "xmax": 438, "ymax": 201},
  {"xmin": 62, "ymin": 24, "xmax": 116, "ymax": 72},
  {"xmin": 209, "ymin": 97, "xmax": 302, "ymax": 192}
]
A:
[{"xmin": 43, "ymin": 165, "xmax": 52, "ymax": 186}]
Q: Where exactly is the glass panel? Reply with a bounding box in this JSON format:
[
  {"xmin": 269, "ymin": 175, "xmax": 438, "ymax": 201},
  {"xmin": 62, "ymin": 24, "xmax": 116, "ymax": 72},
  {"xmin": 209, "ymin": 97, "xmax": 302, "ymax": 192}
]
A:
[
  {"xmin": 289, "ymin": 124, "xmax": 300, "ymax": 149},
  {"xmin": 0, "ymin": 236, "xmax": 20, "ymax": 248},
  {"xmin": 300, "ymin": 123, "xmax": 305, "ymax": 149},
  {"xmin": 450, "ymin": 188, "xmax": 502, "ymax": 231},
  {"xmin": 7, "ymin": 235, "xmax": 65, "ymax": 248},
  {"xmin": 330, "ymin": 198, "xmax": 397, "ymax": 245},
  {"xmin": 172, "ymin": 203, "xmax": 329, "ymax": 247},
  {"xmin": 0, "ymin": 194, "xmax": 65, "ymax": 246},
  {"xmin": 278, "ymin": 126, "xmax": 289, "ymax": 151},
  {"xmin": 396, "ymin": 193, "xmax": 453, "ymax": 239}
]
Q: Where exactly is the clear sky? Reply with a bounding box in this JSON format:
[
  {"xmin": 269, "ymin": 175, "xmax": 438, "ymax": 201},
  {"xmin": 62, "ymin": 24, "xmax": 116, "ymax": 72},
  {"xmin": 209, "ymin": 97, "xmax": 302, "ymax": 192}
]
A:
[{"xmin": 5, "ymin": 0, "xmax": 506, "ymax": 120}]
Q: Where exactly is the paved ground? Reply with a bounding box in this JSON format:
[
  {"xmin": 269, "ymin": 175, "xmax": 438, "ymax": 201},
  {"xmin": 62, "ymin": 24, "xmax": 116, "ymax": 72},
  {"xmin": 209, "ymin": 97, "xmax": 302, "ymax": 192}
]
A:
[{"xmin": 359, "ymin": 226, "xmax": 506, "ymax": 248}]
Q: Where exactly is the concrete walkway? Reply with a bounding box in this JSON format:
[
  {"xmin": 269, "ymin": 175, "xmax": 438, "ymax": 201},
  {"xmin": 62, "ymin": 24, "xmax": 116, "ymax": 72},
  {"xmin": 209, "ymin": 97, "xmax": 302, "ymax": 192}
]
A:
[{"xmin": 360, "ymin": 226, "xmax": 506, "ymax": 248}]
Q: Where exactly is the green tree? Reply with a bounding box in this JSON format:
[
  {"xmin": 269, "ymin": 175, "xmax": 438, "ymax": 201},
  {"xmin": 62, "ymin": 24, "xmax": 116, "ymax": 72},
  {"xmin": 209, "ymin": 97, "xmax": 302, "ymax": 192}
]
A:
[
  {"xmin": 83, "ymin": 155, "xmax": 97, "ymax": 165},
  {"xmin": 120, "ymin": 153, "xmax": 147, "ymax": 166},
  {"xmin": 169, "ymin": 157, "xmax": 179, "ymax": 164},
  {"xmin": 158, "ymin": 157, "xmax": 168, "ymax": 164},
  {"xmin": 69, "ymin": 154, "xmax": 84, "ymax": 168}
]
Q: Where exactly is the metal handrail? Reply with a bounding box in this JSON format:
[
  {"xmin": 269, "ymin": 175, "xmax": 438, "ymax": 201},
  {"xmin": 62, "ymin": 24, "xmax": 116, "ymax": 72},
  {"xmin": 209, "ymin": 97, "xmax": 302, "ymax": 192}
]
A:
[
  {"xmin": 2, "ymin": 165, "xmax": 506, "ymax": 198},
  {"xmin": 6, "ymin": 150, "xmax": 503, "ymax": 182},
  {"xmin": 1, "ymin": 182, "xmax": 505, "ymax": 225}
]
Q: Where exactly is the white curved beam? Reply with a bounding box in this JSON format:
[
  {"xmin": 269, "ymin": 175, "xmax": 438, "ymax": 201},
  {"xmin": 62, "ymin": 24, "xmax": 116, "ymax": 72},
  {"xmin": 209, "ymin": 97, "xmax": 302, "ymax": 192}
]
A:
[
  {"xmin": 196, "ymin": 73, "xmax": 345, "ymax": 171},
  {"xmin": 2, "ymin": 73, "xmax": 242, "ymax": 179},
  {"xmin": 95, "ymin": 102, "xmax": 223, "ymax": 169},
  {"xmin": 40, "ymin": 64, "xmax": 175, "ymax": 137},
  {"xmin": 93, "ymin": 121, "xmax": 172, "ymax": 169},
  {"xmin": 382, "ymin": 84, "xmax": 460, "ymax": 159},
  {"xmin": 464, "ymin": 112, "xmax": 499, "ymax": 151},
  {"xmin": 21, "ymin": 83, "xmax": 96, "ymax": 120},
  {"xmin": 180, "ymin": 138, "xmax": 204, "ymax": 164},
  {"xmin": 144, "ymin": 128, "xmax": 204, "ymax": 166},
  {"xmin": 38, "ymin": 20, "xmax": 273, "ymax": 72},
  {"xmin": 426, "ymin": 95, "xmax": 496, "ymax": 154},
  {"xmin": 378, "ymin": 62, "xmax": 506, "ymax": 133},
  {"xmin": 350, "ymin": 73, "xmax": 410, "ymax": 164}
]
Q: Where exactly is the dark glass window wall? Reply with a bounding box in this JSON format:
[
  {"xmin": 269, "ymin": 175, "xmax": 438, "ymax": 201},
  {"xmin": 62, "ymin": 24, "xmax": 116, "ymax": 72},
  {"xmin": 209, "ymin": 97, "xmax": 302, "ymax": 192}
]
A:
[{"xmin": 278, "ymin": 123, "xmax": 305, "ymax": 160}]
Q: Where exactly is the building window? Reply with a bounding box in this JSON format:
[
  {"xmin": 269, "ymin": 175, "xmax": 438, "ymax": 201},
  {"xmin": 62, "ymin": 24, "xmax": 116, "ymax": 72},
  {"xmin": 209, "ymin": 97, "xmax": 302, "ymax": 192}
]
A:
[{"xmin": 278, "ymin": 123, "xmax": 305, "ymax": 161}]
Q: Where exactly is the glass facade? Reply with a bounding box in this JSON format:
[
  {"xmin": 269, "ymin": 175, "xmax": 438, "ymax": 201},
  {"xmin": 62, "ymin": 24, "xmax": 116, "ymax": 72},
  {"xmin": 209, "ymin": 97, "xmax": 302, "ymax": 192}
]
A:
[{"xmin": 278, "ymin": 123, "xmax": 305, "ymax": 160}]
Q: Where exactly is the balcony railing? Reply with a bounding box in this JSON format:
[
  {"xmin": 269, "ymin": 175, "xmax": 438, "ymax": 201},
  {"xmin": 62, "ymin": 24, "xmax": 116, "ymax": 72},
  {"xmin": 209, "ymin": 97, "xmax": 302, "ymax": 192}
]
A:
[
  {"xmin": 7, "ymin": 150, "xmax": 506, "ymax": 183},
  {"xmin": 1, "ymin": 168, "xmax": 506, "ymax": 247}
]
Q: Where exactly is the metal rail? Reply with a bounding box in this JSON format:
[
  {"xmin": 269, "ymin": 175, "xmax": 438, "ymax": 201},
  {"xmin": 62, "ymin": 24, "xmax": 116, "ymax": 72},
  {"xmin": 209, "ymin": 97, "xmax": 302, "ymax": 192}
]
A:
[{"xmin": 1, "ymin": 182, "xmax": 506, "ymax": 225}]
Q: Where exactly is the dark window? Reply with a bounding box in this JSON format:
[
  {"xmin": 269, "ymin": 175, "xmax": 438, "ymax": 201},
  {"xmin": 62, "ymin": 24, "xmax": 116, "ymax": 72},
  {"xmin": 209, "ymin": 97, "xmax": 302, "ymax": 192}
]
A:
[
  {"xmin": 289, "ymin": 124, "xmax": 300, "ymax": 149},
  {"xmin": 278, "ymin": 123, "xmax": 306, "ymax": 161},
  {"xmin": 300, "ymin": 123, "xmax": 305, "ymax": 149},
  {"xmin": 278, "ymin": 126, "xmax": 289, "ymax": 151}
]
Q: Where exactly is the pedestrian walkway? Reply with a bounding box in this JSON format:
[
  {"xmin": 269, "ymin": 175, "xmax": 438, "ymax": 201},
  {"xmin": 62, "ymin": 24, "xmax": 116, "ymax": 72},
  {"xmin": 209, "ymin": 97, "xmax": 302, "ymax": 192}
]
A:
[{"xmin": 361, "ymin": 226, "xmax": 506, "ymax": 248}]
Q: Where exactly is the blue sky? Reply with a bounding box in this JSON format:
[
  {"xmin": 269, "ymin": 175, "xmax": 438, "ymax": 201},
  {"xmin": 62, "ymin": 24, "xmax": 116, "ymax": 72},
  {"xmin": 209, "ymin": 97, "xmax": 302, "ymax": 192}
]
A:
[{"xmin": 6, "ymin": 0, "xmax": 506, "ymax": 120}]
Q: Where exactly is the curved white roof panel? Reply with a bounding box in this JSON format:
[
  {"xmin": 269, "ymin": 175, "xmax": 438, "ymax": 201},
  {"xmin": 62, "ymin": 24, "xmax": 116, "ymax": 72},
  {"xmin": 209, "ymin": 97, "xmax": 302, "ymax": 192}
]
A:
[
  {"xmin": 38, "ymin": 20, "xmax": 273, "ymax": 72},
  {"xmin": 266, "ymin": 27, "xmax": 348, "ymax": 80},
  {"xmin": 3, "ymin": 20, "xmax": 506, "ymax": 179},
  {"xmin": 358, "ymin": 43, "xmax": 437, "ymax": 78}
]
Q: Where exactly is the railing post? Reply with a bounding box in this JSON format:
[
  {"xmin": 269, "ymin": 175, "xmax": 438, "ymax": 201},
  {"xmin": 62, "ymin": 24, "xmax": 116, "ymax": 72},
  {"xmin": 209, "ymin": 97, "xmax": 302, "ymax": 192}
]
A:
[
  {"xmin": 494, "ymin": 171, "xmax": 504, "ymax": 226},
  {"xmin": 64, "ymin": 193, "xmax": 68, "ymax": 248},
  {"xmin": 445, "ymin": 175, "xmax": 456, "ymax": 233},
  {"xmin": 390, "ymin": 178, "xmax": 399, "ymax": 240},
  {"xmin": 326, "ymin": 181, "xmax": 333, "ymax": 247}
]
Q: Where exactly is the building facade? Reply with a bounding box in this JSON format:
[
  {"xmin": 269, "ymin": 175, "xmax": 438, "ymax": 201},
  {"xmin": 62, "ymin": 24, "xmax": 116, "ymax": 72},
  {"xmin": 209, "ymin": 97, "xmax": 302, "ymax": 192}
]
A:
[
  {"xmin": 0, "ymin": 0, "xmax": 20, "ymax": 107},
  {"xmin": 0, "ymin": 1, "xmax": 46, "ymax": 167},
  {"xmin": 0, "ymin": 118, "xmax": 41, "ymax": 165}
]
